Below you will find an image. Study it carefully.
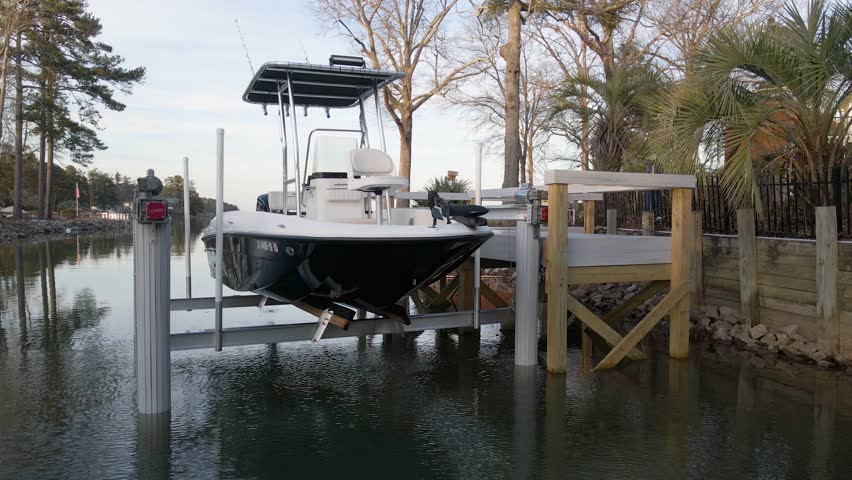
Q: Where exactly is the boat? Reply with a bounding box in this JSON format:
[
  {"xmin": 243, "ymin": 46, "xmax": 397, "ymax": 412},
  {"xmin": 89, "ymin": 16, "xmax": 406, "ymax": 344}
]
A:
[{"xmin": 202, "ymin": 55, "xmax": 492, "ymax": 324}]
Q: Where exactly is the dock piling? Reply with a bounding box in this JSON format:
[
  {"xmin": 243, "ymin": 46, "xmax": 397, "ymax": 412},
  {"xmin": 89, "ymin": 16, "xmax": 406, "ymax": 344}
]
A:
[
  {"xmin": 514, "ymin": 216, "xmax": 539, "ymax": 366},
  {"xmin": 133, "ymin": 187, "xmax": 171, "ymax": 415}
]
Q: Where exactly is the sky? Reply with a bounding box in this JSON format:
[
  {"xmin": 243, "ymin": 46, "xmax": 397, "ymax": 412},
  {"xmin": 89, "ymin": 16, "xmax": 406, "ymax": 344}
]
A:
[{"xmin": 82, "ymin": 0, "xmax": 540, "ymax": 211}]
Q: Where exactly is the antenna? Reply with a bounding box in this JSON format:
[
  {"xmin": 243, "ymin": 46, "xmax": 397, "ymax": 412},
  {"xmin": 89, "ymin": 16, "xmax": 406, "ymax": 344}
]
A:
[{"xmin": 234, "ymin": 18, "xmax": 255, "ymax": 75}]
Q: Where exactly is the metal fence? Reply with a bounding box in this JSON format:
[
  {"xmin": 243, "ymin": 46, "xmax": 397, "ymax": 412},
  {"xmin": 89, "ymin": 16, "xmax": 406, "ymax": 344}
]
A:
[{"xmin": 598, "ymin": 166, "xmax": 851, "ymax": 239}]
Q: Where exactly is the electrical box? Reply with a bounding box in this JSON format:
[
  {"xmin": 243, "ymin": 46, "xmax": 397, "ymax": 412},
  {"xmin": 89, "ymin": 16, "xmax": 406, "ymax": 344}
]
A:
[{"xmin": 137, "ymin": 198, "xmax": 169, "ymax": 224}]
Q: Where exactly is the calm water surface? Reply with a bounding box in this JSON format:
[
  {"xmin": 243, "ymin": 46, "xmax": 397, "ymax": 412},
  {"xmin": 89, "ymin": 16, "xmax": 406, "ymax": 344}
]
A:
[{"xmin": 1, "ymin": 224, "xmax": 851, "ymax": 479}]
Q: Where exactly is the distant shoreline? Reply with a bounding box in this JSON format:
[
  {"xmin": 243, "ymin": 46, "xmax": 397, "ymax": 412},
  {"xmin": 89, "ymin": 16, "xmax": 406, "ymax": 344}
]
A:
[{"xmin": 0, "ymin": 218, "xmax": 131, "ymax": 244}]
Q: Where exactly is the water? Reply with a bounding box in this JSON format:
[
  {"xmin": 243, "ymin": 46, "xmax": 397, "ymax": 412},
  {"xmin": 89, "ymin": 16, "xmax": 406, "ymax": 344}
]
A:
[{"xmin": 1, "ymin": 226, "xmax": 851, "ymax": 479}]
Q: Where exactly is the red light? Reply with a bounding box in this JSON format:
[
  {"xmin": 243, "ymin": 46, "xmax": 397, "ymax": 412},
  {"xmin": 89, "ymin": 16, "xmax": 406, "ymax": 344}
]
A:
[
  {"xmin": 540, "ymin": 206, "xmax": 548, "ymax": 223},
  {"xmin": 146, "ymin": 201, "xmax": 167, "ymax": 221}
]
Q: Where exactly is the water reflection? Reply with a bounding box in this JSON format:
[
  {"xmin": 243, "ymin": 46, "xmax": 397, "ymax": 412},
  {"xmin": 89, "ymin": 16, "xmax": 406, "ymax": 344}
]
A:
[{"xmin": 0, "ymin": 231, "xmax": 851, "ymax": 478}]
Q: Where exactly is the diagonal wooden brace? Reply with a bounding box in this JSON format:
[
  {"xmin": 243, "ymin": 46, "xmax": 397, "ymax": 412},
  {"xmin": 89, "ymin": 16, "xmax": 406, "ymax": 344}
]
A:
[
  {"xmin": 601, "ymin": 280, "xmax": 668, "ymax": 326},
  {"xmin": 424, "ymin": 276, "xmax": 460, "ymax": 309},
  {"xmin": 594, "ymin": 283, "xmax": 689, "ymax": 370},
  {"xmin": 565, "ymin": 293, "xmax": 646, "ymax": 361}
]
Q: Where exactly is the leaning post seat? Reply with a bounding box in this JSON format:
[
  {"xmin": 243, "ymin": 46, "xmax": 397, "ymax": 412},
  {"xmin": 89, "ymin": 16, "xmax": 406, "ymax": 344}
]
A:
[{"xmin": 347, "ymin": 148, "xmax": 409, "ymax": 193}]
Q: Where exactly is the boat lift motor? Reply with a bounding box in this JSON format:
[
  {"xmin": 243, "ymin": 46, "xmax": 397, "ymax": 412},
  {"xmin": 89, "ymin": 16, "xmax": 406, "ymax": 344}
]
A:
[{"xmin": 135, "ymin": 169, "xmax": 169, "ymax": 224}]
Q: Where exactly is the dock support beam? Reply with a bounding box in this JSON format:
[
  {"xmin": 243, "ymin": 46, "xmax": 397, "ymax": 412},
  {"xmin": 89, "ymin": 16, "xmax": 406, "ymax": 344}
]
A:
[
  {"xmin": 515, "ymin": 217, "xmax": 539, "ymax": 366},
  {"xmin": 669, "ymin": 188, "xmax": 692, "ymax": 358},
  {"xmin": 816, "ymin": 206, "xmax": 839, "ymax": 357},
  {"xmin": 736, "ymin": 208, "xmax": 760, "ymax": 327},
  {"xmin": 133, "ymin": 193, "xmax": 172, "ymax": 415},
  {"xmin": 546, "ymin": 183, "xmax": 570, "ymax": 373}
]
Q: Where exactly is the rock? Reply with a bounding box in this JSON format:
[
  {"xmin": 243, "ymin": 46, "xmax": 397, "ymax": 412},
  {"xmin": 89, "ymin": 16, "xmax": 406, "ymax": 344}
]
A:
[
  {"xmin": 799, "ymin": 342, "xmax": 819, "ymax": 355},
  {"xmin": 775, "ymin": 332, "xmax": 790, "ymax": 346},
  {"xmin": 790, "ymin": 333, "xmax": 810, "ymax": 343},
  {"xmin": 749, "ymin": 324, "xmax": 768, "ymax": 340},
  {"xmin": 734, "ymin": 332, "xmax": 755, "ymax": 349},
  {"xmin": 712, "ymin": 327, "xmax": 732, "ymax": 343},
  {"xmin": 809, "ymin": 351, "xmax": 828, "ymax": 363},
  {"xmin": 700, "ymin": 317, "xmax": 712, "ymax": 330},
  {"xmin": 745, "ymin": 342, "xmax": 760, "ymax": 351},
  {"xmin": 701, "ymin": 305, "xmax": 721, "ymax": 320},
  {"xmin": 766, "ymin": 344, "xmax": 779, "ymax": 353},
  {"xmin": 780, "ymin": 344, "xmax": 801, "ymax": 358},
  {"xmin": 778, "ymin": 324, "xmax": 799, "ymax": 336},
  {"xmin": 722, "ymin": 312, "xmax": 740, "ymax": 325},
  {"xmin": 729, "ymin": 324, "xmax": 742, "ymax": 337},
  {"xmin": 817, "ymin": 360, "xmax": 834, "ymax": 369},
  {"xmin": 759, "ymin": 332, "xmax": 777, "ymax": 345},
  {"xmin": 626, "ymin": 284, "xmax": 638, "ymax": 292}
]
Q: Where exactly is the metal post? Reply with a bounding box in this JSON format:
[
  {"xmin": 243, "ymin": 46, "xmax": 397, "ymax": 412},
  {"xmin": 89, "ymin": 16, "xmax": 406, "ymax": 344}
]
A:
[
  {"xmin": 285, "ymin": 74, "xmax": 303, "ymax": 216},
  {"xmin": 373, "ymin": 81, "xmax": 386, "ymax": 152},
  {"xmin": 182, "ymin": 156, "xmax": 191, "ymax": 298},
  {"xmin": 358, "ymin": 98, "xmax": 370, "ymax": 148},
  {"xmin": 473, "ymin": 143, "xmax": 482, "ymax": 329},
  {"xmin": 276, "ymin": 85, "xmax": 288, "ymax": 212},
  {"xmin": 375, "ymin": 193, "xmax": 384, "ymax": 225},
  {"xmin": 214, "ymin": 129, "xmax": 225, "ymax": 351},
  {"xmin": 515, "ymin": 214, "xmax": 539, "ymax": 366},
  {"xmin": 133, "ymin": 190, "xmax": 171, "ymax": 414}
]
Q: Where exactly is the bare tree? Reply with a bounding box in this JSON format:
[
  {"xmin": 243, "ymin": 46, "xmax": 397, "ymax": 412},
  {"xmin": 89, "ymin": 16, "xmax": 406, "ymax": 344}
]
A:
[
  {"xmin": 315, "ymin": 0, "xmax": 483, "ymax": 205},
  {"xmin": 449, "ymin": 14, "xmax": 554, "ymax": 184},
  {"xmin": 648, "ymin": 0, "xmax": 780, "ymax": 74}
]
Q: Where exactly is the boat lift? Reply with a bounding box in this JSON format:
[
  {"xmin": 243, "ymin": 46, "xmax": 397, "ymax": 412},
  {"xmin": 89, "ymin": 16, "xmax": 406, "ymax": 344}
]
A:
[{"xmin": 133, "ymin": 131, "xmax": 694, "ymax": 416}]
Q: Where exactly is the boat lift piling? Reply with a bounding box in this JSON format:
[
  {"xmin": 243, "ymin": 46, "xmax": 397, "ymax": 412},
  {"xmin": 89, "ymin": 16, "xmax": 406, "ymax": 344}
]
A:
[
  {"xmin": 183, "ymin": 156, "xmax": 191, "ymax": 297},
  {"xmin": 214, "ymin": 128, "xmax": 225, "ymax": 352}
]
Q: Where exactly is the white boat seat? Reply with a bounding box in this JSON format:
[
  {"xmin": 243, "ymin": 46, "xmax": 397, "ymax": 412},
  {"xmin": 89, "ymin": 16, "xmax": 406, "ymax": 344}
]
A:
[{"xmin": 347, "ymin": 148, "xmax": 408, "ymax": 193}]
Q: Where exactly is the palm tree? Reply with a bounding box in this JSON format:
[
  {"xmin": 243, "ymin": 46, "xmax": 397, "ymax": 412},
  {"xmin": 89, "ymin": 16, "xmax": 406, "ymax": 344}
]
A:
[
  {"xmin": 651, "ymin": 0, "xmax": 852, "ymax": 209},
  {"xmin": 551, "ymin": 60, "xmax": 664, "ymax": 172}
]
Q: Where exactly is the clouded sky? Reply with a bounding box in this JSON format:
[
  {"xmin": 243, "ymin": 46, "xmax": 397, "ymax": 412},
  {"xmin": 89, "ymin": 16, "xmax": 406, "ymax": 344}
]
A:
[{"xmin": 83, "ymin": 0, "xmax": 527, "ymax": 210}]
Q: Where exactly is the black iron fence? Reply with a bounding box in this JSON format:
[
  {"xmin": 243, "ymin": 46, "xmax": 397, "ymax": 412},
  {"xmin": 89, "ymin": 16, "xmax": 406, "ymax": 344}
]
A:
[{"xmin": 597, "ymin": 166, "xmax": 851, "ymax": 239}]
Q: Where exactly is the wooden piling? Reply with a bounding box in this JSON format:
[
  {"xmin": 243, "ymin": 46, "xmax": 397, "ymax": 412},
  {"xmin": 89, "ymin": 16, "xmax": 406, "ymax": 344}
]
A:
[
  {"xmin": 642, "ymin": 211, "xmax": 655, "ymax": 236},
  {"xmin": 546, "ymin": 183, "xmax": 570, "ymax": 373},
  {"xmin": 736, "ymin": 208, "xmax": 760, "ymax": 327},
  {"xmin": 669, "ymin": 188, "xmax": 692, "ymax": 359},
  {"xmin": 583, "ymin": 200, "xmax": 595, "ymax": 234},
  {"xmin": 691, "ymin": 211, "xmax": 704, "ymax": 309},
  {"xmin": 606, "ymin": 208, "xmax": 617, "ymax": 235},
  {"xmin": 815, "ymin": 206, "xmax": 839, "ymax": 356}
]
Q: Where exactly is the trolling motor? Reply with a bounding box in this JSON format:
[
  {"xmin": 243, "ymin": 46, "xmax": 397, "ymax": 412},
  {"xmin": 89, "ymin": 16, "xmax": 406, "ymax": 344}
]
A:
[{"xmin": 427, "ymin": 191, "xmax": 488, "ymax": 228}]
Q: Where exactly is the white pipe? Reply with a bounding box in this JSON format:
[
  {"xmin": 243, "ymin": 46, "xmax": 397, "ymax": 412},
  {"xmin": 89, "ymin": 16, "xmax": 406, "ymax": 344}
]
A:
[
  {"xmin": 183, "ymin": 156, "xmax": 191, "ymax": 298},
  {"xmin": 214, "ymin": 128, "xmax": 225, "ymax": 351},
  {"xmin": 473, "ymin": 143, "xmax": 482, "ymax": 329},
  {"xmin": 276, "ymin": 86, "xmax": 288, "ymax": 211},
  {"xmin": 285, "ymin": 74, "xmax": 303, "ymax": 216},
  {"xmin": 373, "ymin": 82, "xmax": 386, "ymax": 152}
]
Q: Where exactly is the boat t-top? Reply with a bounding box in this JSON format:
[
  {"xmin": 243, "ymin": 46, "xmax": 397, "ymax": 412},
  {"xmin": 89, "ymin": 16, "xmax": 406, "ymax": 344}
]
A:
[{"xmin": 202, "ymin": 55, "xmax": 492, "ymax": 326}]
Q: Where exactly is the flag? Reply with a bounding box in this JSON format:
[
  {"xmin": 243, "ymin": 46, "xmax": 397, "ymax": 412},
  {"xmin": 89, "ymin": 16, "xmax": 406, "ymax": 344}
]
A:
[{"xmin": 75, "ymin": 182, "xmax": 80, "ymax": 199}]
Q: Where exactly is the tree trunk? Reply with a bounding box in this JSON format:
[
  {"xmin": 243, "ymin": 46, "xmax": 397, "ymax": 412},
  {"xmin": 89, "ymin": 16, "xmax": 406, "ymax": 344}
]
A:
[
  {"xmin": 45, "ymin": 132, "xmax": 54, "ymax": 218},
  {"xmin": 519, "ymin": 143, "xmax": 526, "ymax": 185},
  {"xmin": 44, "ymin": 77, "xmax": 54, "ymax": 219},
  {"xmin": 13, "ymin": 31, "xmax": 23, "ymax": 219},
  {"xmin": 38, "ymin": 128, "xmax": 46, "ymax": 218},
  {"xmin": 396, "ymin": 110, "xmax": 413, "ymax": 208},
  {"xmin": 526, "ymin": 134, "xmax": 534, "ymax": 185},
  {"xmin": 37, "ymin": 77, "xmax": 46, "ymax": 219},
  {"xmin": 0, "ymin": 30, "xmax": 12, "ymax": 145},
  {"xmin": 500, "ymin": 0, "xmax": 522, "ymax": 189}
]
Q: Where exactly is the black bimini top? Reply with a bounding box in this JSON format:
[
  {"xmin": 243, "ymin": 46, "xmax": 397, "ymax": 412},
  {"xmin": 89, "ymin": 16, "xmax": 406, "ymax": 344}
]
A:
[{"xmin": 243, "ymin": 62, "xmax": 404, "ymax": 108}]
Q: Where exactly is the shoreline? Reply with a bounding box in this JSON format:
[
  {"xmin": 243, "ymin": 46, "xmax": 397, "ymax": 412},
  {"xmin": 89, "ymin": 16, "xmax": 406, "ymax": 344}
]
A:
[{"xmin": 0, "ymin": 218, "xmax": 131, "ymax": 244}]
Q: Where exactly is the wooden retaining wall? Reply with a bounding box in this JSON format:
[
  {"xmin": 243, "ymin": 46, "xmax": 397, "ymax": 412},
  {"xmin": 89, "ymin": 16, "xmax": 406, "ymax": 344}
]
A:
[{"xmin": 702, "ymin": 234, "xmax": 852, "ymax": 355}]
